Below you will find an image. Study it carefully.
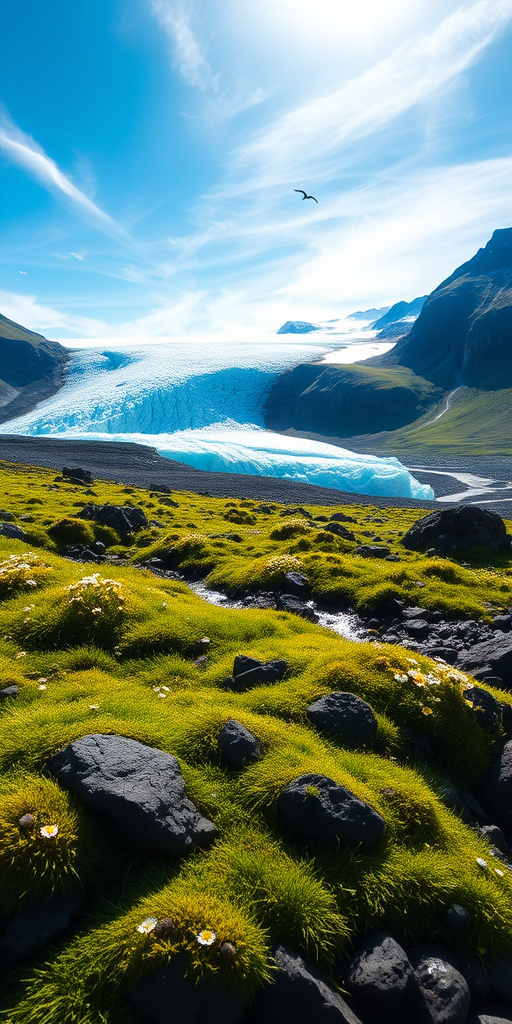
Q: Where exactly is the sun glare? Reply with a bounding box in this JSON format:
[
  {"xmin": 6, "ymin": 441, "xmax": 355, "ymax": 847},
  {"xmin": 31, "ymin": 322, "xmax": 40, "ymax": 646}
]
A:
[{"xmin": 269, "ymin": 0, "xmax": 415, "ymax": 41}]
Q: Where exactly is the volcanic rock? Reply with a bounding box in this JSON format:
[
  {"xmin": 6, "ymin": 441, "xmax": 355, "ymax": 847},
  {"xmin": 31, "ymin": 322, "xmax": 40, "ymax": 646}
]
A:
[
  {"xmin": 0, "ymin": 522, "xmax": 26, "ymax": 540},
  {"xmin": 463, "ymin": 686, "xmax": 502, "ymax": 731},
  {"xmin": 307, "ymin": 692, "xmax": 377, "ymax": 747},
  {"xmin": 276, "ymin": 594, "xmax": 318, "ymax": 621},
  {"xmin": 62, "ymin": 466, "xmax": 93, "ymax": 485},
  {"xmin": 347, "ymin": 931, "xmax": 414, "ymax": 1009},
  {"xmin": 78, "ymin": 503, "xmax": 148, "ymax": 537},
  {"xmin": 355, "ymin": 545, "xmax": 391, "ymax": 558},
  {"xmin": 48, "ymin": 734, "xmax": 217, "ymax": 854},
  {"xmin": 411, "ymin": 948, "xmax": 471, "ymax": 1024},
  {"xmin": 457, "ymin": 637, "xmax": 512, "ymax": 688},
  {"xmin": 401, "ymin": 506, "xmax": 511, "ymax": 556},
  {"xmin": 218, "ymin": 719, "xmax": 261, "ymax": 769},
  {"xmin": 277, "ymin": 773, "xmax": 384, "ymax": 851},
  {"xmin": 231, "ymin": 655, "xmax": 288, "ymax": 691},
  {"xmin": 248, "ymin": 946, "xmax": 363, "ymax": 1024}
]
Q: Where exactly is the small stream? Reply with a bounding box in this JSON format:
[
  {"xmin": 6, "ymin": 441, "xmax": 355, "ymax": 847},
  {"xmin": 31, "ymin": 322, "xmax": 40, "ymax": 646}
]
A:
[{"xmin": 187, "ymin": 581, "xmax": 368, "ymax": 642}]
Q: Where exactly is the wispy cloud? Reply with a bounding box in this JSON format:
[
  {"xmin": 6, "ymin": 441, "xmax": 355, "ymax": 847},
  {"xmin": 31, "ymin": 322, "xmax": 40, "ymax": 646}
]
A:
[
  {"xmin": 0, "ymin": 290, "xmax": 107, "ymax": 338},
  {"xmin": 149, "ymin": 0, "xmax": 214, "ymax": 89},
  {"xmin": 55, "ymin": 251, "xmax": 86, "ymax": 261},
  {"xmin": 220, "ymin": 0, "xmax": 512, "ymax": 191},
  {"xmin": 282, "ymin": 156, "xmax": 512, "ymax": 311},
  {"xmin": 0, "ymin": 108, "xmax": 124, "ymax": 237}
]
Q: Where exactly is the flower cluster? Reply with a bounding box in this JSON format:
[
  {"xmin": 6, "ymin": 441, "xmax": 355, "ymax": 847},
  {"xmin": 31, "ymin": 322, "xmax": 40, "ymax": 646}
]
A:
[
  {"xmin": 392, "ymin": 659, "xmax": 473, "ymax": 718},
  {"xmin": 0, "ymin": 553, "xmax": 51, "ymax": 595},
  {"xmin": 265, "ymin": 554, "xmax": 303, "ymax": 575},
  {"xmin": 64, "ymin": 573, "xmax": 125, "ymax": 618}
]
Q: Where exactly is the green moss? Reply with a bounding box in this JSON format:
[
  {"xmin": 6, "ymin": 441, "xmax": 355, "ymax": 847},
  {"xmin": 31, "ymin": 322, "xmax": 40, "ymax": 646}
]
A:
[
  {"xmin": 0, "ymin": 461, "xmax": 510, "ymax": 1022},
  {"xmin": 0, "ymin": 772, "xmax": 106, "ymax": 920},
  {"xmin": 47, "ymin": 518, "xmax": 95, "ymax": 548}
]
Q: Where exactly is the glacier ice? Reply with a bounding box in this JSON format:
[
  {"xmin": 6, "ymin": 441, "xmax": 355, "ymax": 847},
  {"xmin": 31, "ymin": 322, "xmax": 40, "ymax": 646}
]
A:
[{"xmin": 0, "ymin": 333, "xmax": 434, "ymax": 501}]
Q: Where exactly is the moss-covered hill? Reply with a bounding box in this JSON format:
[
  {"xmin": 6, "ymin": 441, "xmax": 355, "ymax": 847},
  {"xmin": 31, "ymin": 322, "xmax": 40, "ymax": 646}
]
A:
[{"xmin": 0, "ymin": 461, "xmax": 511, "ymax": 1023}]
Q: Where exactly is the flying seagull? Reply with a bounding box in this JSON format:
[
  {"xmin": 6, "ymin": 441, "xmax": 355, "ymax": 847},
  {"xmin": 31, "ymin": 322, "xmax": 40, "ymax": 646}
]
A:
[{"xmin": 294, "ymin": 189, "xmax": 318, "ymax": 203}]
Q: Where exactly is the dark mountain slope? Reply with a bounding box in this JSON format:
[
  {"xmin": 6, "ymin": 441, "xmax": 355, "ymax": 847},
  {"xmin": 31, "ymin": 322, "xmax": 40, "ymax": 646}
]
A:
[
  {"xmin": 264, "ymin": 229, "xmax": 512, "ymax": 448},
  {"xmin": 265, "ymin": 362, "xmax": 441, "ymax": 437},
  {"xmin": 378, "ymin": 228, "xmax": 512, "ymax": 388},
  {"xmin": 0, "ymin": 314, "xmax": 68, "ymax": 422}
]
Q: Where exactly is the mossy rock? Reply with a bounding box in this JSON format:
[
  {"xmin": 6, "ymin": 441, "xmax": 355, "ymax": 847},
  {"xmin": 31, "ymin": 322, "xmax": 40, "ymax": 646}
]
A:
[{"xmin": 48, "ymin": 518, "xmax": 95, "ymax": 547}]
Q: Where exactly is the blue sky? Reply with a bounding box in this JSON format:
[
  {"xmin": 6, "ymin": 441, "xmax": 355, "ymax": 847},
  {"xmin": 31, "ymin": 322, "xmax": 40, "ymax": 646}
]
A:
[{"xmin": 0, "ymin": 0, "xmax": 511, "ymax": 340}]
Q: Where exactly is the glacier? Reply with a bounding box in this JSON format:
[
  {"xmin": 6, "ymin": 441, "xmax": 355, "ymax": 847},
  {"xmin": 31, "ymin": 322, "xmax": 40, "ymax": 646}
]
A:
[{"xmin": 0, "ymin": 331, "xmax": 434, "ymax": 500}]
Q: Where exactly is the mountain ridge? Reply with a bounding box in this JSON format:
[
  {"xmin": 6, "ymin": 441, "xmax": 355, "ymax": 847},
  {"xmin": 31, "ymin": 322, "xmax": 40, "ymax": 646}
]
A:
[{"xmin": 264, "ymin": 228, "xmax": 512, "ymax": 451}]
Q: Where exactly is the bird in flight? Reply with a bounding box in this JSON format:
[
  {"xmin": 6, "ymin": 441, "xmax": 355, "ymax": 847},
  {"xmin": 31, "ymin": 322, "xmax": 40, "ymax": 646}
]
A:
[{"xmin": 294, "ymin": 189, "xmax": 318, "ymax": 203}]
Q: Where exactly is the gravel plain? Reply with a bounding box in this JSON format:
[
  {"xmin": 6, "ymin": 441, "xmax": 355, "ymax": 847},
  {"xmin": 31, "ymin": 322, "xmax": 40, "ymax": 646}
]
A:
[{"xmin": 0, "ymin": 434, "xmax": 511, "ymax": 518}]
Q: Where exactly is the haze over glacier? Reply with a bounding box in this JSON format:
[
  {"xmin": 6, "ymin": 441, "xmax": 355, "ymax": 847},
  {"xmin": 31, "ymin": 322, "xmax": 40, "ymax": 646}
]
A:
[{"xmin": 0, "ymin": 326, "xmax": 433, "ymax": 499}]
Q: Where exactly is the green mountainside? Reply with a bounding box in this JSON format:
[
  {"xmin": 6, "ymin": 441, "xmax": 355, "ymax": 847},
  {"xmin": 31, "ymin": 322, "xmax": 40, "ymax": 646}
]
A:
[{"xmin": 265, "ymin": 363, "xmax": 441, "ymax": 437}]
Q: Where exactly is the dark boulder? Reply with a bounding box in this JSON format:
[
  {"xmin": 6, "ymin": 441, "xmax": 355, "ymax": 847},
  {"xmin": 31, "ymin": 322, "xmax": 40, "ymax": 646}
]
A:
[
  {"xmin": 457, "ymin": 638, "xmax": 512, "ymax": 689},
  {"xmin": 276, "ymin": 594, "xmax": 318, "ymax": 622},
  {"xmin": 231, "ymin": 655, "xmax": 287, "ymax": 691},
  {"xmin": 493, "ymin": 614, "xmax": 512, "ymax": 633},
  {"xmin": 0, "ymin": 685, "xmax": 20, "ymax": 699},
  {"xmin": 411, "ymin": 948, "xmax": 471, "ymax": 1024},
  {"xmin": 355, "ymin": 545, "xmax": 391, "ymax": 558},
  {"xmin": 48, "ymin": 734, "xmax": 217, "ymax": 854},
  {"xmin": 330, "ymin": 512, "xmax": 357, "ymax": 524},
  {"xmin": 307, "ymin": 692, "xmax": 377, "ymax": 748},
  {"xmin": 347, "ymin": 931, "xmax": 414, "ymax": 1009},
  {"xmin": 405, "ymin": 619, "xmax": 430, "ymax": 640},
  {"xmin": 479, "ymin": 824, "xmax": 509, "ymax": 855},
  {"xmin": 0, "ymin": 522, "xmax": 26, "ymax": 540},
  {"xmin": 241, "ymin": 593, "xmax": 277, "ymax": 610},
  {"xmin": 248, "ymin": 946, "xmax": 363, "ymax": 1024},
  {"xmin": 402, "ymin": 606, "xmax": 431, "ymax": 620},
  {"xmin": 131, "ymin": 957, "xmax": 245, "ymax": 1024},
  {"xmin": 284, "ymin": 571, "xmax": 310, "ymax": 595},
  {"xmin": 277, "ymin": 773, "xmax": 384, "ymax": 851},
  {"xmin": 400, "ymin": 506, "xmax": 511, "ymax": 556},
  {"xmin": 62, "ymin": 466, "xmax": 93, "ymax": 485},
  {"xmin": 218, "ymin": 719, "xmax": 261, "ymax": 769},
  {"xmin": 78, "ymin": 503, "xmax": 148, "ymax": 537},
  {"xmin": 324, "ymin": 522, "xmax": 355, "ymax": 541},
  {"xmin": 463, "ymin": 686, "xmax": 502, "ymax": 731},
  {"xmin": 0, "ymin": 891, "xmax": 84, "ymax": 962}
]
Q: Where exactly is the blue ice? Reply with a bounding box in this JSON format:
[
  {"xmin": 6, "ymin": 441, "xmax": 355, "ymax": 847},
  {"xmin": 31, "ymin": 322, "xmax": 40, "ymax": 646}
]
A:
[{"xmin": 0, "ymin": 335, "xmax": 434, "ymax": 501}]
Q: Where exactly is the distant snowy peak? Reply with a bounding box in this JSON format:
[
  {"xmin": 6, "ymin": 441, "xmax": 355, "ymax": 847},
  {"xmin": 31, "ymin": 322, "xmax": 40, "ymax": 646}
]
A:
[
  {"xmin": 371, "ymin": 296, "xmax": 427, "ymax": 330},
  {"xmin": 346, "ymin": 306, "xmax": 390, "ymax": 322},
  {"xmin": 276, "ymin": 321, "xmax": 322, "ymax": 334}
]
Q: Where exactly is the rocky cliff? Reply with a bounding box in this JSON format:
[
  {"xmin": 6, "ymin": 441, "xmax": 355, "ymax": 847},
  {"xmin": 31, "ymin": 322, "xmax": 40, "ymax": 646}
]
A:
[
  {"xmin": 0, "ymin": 314, "xmax": 68, "ymax": 423},
  {"xmin": 264, "ymin": 228, "xmax": 512, "ymax": 442},
  {"xmin": 379, "ymin": 228, "xmax": 512, "ymax": 388}
]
